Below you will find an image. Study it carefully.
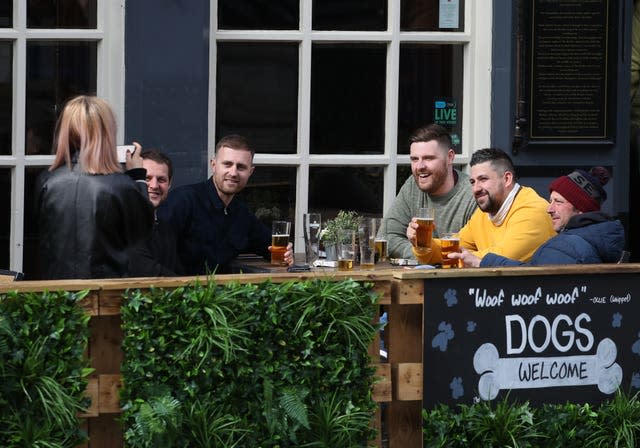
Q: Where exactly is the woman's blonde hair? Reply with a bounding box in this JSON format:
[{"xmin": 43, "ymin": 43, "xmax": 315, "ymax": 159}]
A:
[{"xmin": 50, "ymin": 95, "xmax": 121, "ymax": 174}]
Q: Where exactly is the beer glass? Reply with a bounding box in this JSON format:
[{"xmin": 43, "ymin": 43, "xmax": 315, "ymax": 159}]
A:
[
  {"xmin": 358, "ymin": 219, "xmax": 377, "ymax": 270},
  {"xmin": 337, "ymin": 229, "xmax": 356, "ymax": 271},
  {"xmin": 415, "ymin": 208, "xmax": 435, "ymax": 250},
  {"xmin": 440, "ymin": 232, "xmax": 461, "ymax": 268},
  {"xmin": 303, "ymin": 213, "xmax": 321, "ymax": 264},
  {"xmin": 271, "ymin": 220, "xmax": 290, "ymax": 265}
]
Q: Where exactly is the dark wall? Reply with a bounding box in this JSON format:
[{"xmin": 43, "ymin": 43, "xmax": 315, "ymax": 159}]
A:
[
  {"xmin": 124, "ymin": 0, "xmax": 210, "ymax": 187},
  {"xmin": 491, "ymin": 0, "xmax": 632, "ymax": 221}
]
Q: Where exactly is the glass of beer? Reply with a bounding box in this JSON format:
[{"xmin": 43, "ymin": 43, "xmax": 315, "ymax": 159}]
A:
[
  {"xmin": 440, "ymin": 232, "xmax": 461, "ymax": 268},
  {"xmin": 374, "ymin": 238, "xmax": 388, "ymax": 263},
  {"xmin": 303, "ymin": 213, "xmax": 321, "ymax": 264},
  {"xmin": 271, "ymin": 220, "xmax": 290, "ymax": 265},
  {"xmin": 337, "ymin": 229, "xmax": 356, "ymax": 271},
  {"xmin": 415, "ymin": 207, "xmax": 435, "ymax": 251},
  {"xmin": 358, "ymin": 220, "xmax": 377, "ymax": 270}
]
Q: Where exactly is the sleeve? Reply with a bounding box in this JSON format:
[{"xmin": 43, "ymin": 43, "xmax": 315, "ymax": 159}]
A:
[
  {"xmin": 457, "ymin": 210, "xmax": 480, "ymax": 252},
  {"xmin": 127, "ymin": 236, "xmax": 178, "ymax": 277},
  {"xmin": 480, "ymin": 253, "xmax": 525, "ymax": 267},
  {"xmin": 384, "ymin": 180, "xmax": 417, "ymax": 259},
  {"xmin": 118, "ymin": 178, "xmax": 154, "ymax": 248},
  {"xmin": 247, "ymin": 213, "xmax": 272, "ymax": 260},
  {"xmin": 471, "ymin": 204, "xmax": 554, "ymax": 262}
]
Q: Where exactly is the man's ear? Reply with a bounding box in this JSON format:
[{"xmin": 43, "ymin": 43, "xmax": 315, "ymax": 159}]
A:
[
  {"xmin": 210, "ymin": 158, "xmax": 216, "ymax": 173},
  {"xmin": 503, "ymin": 170, "xmax": 514, "ymax": 187},
  {"xmin": 447, "ymin": 148, "xmax": 455, "ymax": 164}
]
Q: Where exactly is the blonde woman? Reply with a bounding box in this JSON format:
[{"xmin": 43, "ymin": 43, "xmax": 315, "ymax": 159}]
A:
[{"xmin": 36, "ymin": 95, "xmax": 154, "ymax": 279}]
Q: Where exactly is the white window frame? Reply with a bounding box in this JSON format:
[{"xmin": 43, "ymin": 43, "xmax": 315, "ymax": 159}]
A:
[
  {"xmin": 208, "ymin": 0, "xmax": 492, "ymax": 253},
  {"xmin": 0, "ymin": 0, "xmax": 126, "ymax": 272}
]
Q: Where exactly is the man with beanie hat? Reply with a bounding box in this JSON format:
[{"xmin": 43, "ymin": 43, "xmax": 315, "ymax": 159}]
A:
[{"xmin": 464, "ymin": 167, "xmax": 625, "ymax": 267}]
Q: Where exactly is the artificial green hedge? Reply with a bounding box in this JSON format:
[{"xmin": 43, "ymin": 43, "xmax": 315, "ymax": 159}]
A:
[
  {"xmin": 422, "ymin": 390, "xmax": 640, "ymax": 447},
  {"xmin": 120, "ymin": 278, "xmax": 380, "ymax": 447},
  {"xmin": 0, "ymin": 290, "xmax": 92, "ymax": 447}
]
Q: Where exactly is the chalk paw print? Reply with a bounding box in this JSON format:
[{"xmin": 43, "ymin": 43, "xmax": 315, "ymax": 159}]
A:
[
  {"xmin": 467, "ymin": 321, "xmax": 477, "ymax": 333},
  {"xmin": 450, "ymin": 376, "xmax": 464, "ymax": 399},
  {"xmin": 432, "ymin": 321, "xmax": 455, "ymax": 352},
  {"xmin": 612, "ymin": 313, "xmax": 622, "ymax": 328},
  {"xmin": 444, "ymin": 288, "xmax": 458, "ymax": 307},
  {"xmin": 633, "ymin": 332, "xmax": 640, "ymax": 356},
  {"xmin": 632, "ymin": 373, "xmax": 640, "ymax": 389}
]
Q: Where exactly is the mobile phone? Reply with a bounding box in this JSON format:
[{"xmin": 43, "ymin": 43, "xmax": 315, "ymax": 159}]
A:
[
  {"xmin": 116, "ymin": 145, "xmax": 136, "ymax": 163},
  {"xmin": 287, "ymin": 264, "xmax": 311, "ymax": 272}
]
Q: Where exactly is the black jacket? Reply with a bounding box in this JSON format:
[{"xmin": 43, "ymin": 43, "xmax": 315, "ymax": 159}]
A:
[
  {"xmin": 127, "ymin": 217, "xmax": 183, "ymax": 277},
  {"xmin": 36, "ymin": 164, "xmax": 154, "ymax": 279}
]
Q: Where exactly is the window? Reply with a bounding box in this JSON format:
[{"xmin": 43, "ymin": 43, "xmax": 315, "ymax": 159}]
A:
[
  {"xmin": 0, "ymin": 0, "xmax": 124, "ymax": 277},
  {"xmin": 211, "ymin": 0, "xmax": 492, "ymax": 252}
]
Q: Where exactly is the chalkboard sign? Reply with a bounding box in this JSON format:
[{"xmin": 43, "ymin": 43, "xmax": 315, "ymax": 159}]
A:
[{"xmin": 423, "ymin": 273, "xmax": 640, "ymax": 409}]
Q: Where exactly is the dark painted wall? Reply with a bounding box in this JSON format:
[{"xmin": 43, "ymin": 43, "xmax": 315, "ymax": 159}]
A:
[
  {"xmin": 491, "ymin": 0, "xmax": 632, "ymax": 222},
  {"xmin": 124, "ymin": 0, "xmax": 210, "ymax": 187}
]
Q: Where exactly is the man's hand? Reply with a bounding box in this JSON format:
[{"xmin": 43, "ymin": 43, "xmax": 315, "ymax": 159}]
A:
[
  {"xmin": 125, "ymin": 141, "xmax": 144, "ymax": 170},
  {"xmin": 268, "ymin": 242, "xmax": 295, "ymax": 266},
  {"xmin": 447, "ymin": 248, "xmax": 481, "ymax": 267},
  {"xmin": 406, "ymin": 218, "xmax": 418, "ymax": 246},
  {"xmin": 284, "ymin": 242, "xmax": 294, "ymax": 266}
]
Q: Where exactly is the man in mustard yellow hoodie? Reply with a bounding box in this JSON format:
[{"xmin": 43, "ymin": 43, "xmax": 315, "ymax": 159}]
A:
[{"xmin": 408, "ymin": 147, "xmax": 556, "ymax": 265}]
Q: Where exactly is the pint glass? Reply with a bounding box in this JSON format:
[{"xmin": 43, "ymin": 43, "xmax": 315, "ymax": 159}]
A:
[
  {"xmin": 271, "ymin": 221, "xmax": 290, "ymax": 265},
  {"xmin": 440, "ymin": 232, "xmax": 461, "ymax": 268},
  {"xmin": 415, "ymin": 208, "xmax": 435, "ymax": 250}
]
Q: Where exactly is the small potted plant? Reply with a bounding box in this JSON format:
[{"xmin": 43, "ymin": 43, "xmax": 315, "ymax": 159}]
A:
[{"xmin": 320, "ymin": 210, "xmax": 361, "ymax": 260}]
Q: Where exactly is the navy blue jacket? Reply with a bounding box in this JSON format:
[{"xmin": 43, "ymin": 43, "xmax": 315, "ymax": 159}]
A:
[
  {"xmin": 481, "ymin": 212, "xmax": 625, "ymax": 267},
  {"xmin": 157, "ymin": 178, "xmax": 271, "ymax": 275}
]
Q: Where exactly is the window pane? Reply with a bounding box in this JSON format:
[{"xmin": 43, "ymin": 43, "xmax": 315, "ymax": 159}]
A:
[
  {"xmin": 0, "ymin": 168, "xmax": 9, "ymax": 270},
  {"xmin": 313, "ymin": 0, "xmax": 387, "ymax": 31},
  {"xmin": 0, "ymin": 2, "xmax": 11, "ymax": 27},
  {"xmin": 310, "ymin": 44, "xmax": 386, "ymax": 155},
  {"xmin": 218, "ymin": 0, "xmax": 298, "ymax": 30},
  {"xmin": 398, "ymin": 44, "xmax": 464, "ymax": 154},
  {"xmin": 309, "ymin": 166, "xmax": 383, "ymax": 217},
  {"xmin": 401, "ymin": 0, "xmax": 465, "ymax": 31},
  {"xmin": 26, "ymin": 41, "xmax": 97, "ymax": 155},
  {"xmin": 27, "ymin": 0, "xmax": 97, "ymax": 29},
  {"xmin": 396, "ymin": 165, "xmax": 412, "ymax": 194},
  {"xmin": 237, "ymin": 166, "xmax": 297, "ymax": 237},
  {"xmin": 23, "ymin": 167, "xmax": 47, "ymax": 280},
  {"xmin": 216, "ymin": 43, "xmax": 298, "ymax": 154},
  {"xmin": 0, "ymin": 42, "xmax": 11, "ymax": 155}
]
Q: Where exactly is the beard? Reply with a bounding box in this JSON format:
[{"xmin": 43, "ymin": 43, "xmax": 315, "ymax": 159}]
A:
[
  {"xmin": 413, "ymin": 166, "xmax": 448, "ymax": 194},
  {"xmin": 476, "ymin": 192, "xmax": 500, "ymax": 214}
]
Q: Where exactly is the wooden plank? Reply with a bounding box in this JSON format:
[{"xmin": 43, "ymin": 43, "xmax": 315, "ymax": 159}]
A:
[
  {"xmin": 372, "ymin": 363, "xmax": 392, "ymax": 402},
  {"xmin": 392, "ymin": 279, "xmax": 424, "ymax": 304},
  {"xmin": 79, "ymin": 292, "xmax": 99, "ymax": 316},
  {"xmin": 392, "ymin": 263, "xmax": 640, "ymax": 280},
  {"xmin": 87, "ymin": 414, "xmax": 123, "ymax": 448},
  {"xmin": 80, "ymin": 376, "xmax": 99, "ymax": 418},
  {"xmin": 99, "ymin": 290, "xmax": 122, "ymax": 315},
  {"xmin": 98, "ymin": 374, "xmax": 122, "ymax": 414},
  {"xmin": 386, "ymin": 401, "xmax": 422, "ymax": 448},
  {"xmin": 89, "ymin": 316, "xmax": 123, "ymax": 374},
  {"xmin": 387, "ymin": 296, "xmax": 422, "ymax": 447},
  {"xmin": 395, "ymin": 363, "xmax": 422, "ymax": 401},
  {"xmin": 373, "ymin": 280, "xmax": 391, "ymax": 305},
  {"xmin": 372, "ymin": 406, "xmax": 382, "ymax": 448}
]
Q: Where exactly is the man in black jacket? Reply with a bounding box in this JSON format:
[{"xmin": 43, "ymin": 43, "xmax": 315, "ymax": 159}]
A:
[{"xmin": 128, "ymin": 149, "xmax": 182, "ymax": 276}]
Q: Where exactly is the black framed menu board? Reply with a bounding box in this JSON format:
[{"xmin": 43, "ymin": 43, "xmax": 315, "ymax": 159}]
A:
[{"xmin": 526, "ymin": 0, "xmax": 616, "ymax": 141}]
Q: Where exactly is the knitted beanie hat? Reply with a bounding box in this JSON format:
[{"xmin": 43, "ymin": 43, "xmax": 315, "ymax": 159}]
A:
[{"xmin": 548, "ymin": 167, "xmax": 610, "ymax": 212}]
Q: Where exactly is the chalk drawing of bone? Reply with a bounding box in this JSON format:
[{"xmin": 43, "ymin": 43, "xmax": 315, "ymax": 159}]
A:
[{"xmin": 473, "ymin": 338, "xmax": 622, "ymax": 400}]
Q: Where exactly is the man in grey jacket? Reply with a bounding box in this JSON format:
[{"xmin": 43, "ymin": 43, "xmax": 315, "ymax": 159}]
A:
[{"xmin": 383, "ymin": 123, "xmax": 477, "ymax": 259}]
